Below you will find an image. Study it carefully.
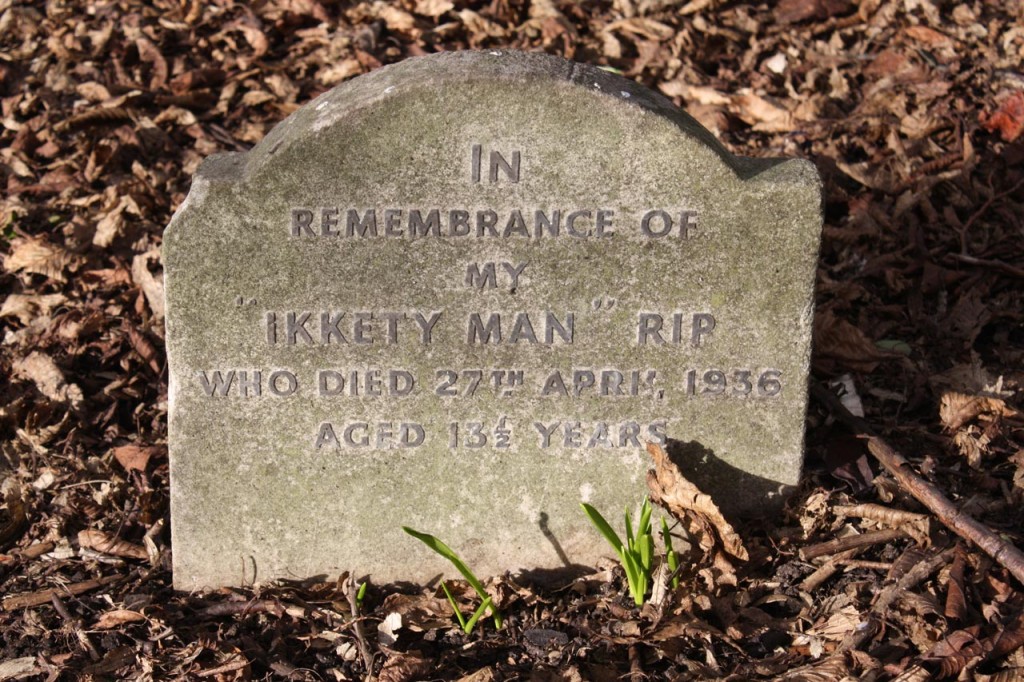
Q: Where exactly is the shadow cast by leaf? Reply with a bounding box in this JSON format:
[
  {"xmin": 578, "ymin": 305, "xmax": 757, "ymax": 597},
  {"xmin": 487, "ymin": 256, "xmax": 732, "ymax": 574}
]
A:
[{"xmin": 663, "ymin": 438, "xmax": 796, "ymax": 520}]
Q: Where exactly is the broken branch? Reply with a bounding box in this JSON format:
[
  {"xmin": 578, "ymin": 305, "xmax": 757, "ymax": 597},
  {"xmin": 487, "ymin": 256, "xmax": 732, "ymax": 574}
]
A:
[
  {"xmin": 866, "ymin": 437, "xmax": 1024, "ymax": 586},
  {"xmin": 811, "ymin": 382, "xmax": 1024, "ymax": 586},
  {"xmin": 2, "ymin": 575, "xmax": 121, "ymax": 611},
  {"xmin": 800, "ymin": 528, "xmax": 907, "ymax": 561}
]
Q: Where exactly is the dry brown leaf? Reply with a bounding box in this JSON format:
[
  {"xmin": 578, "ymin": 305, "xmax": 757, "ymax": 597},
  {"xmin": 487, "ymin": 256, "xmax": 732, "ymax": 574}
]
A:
[
  {"xmin": 946, "ymin": 290, "xmax": 991, "ymax": 345},
  {"xmin": 685, "ymin": 102, "xmax": 729, "ymax": 137},
  {"xmin": 953, "ymin": 428, "xmax": 989, "ymax": 469},
  {"xmin": 904, "ymin": 25, "xmax": 953, "ymax": 47},
  {"xmin": 0, "ymin": 658, "xmax": 39, "ymax": 680},
  {"xmin": 775, "ymin": 0, "xmax": 853, "ymax": 23},
  {"xmin": 0, "ymin": 487, "xmax": 29, "ymax": 546},
  {"xmin": 925, "ymin": 627, "xmax": 986, "ymax": 678},
  {"xmin": 1008, "ymin": 446, "xmax": 1024, "ymax": 485},
  {"xmin": 78, "ymin": 529, "xmax": 148, "ymax": 560},
  {"xmin": 0, "ymin": 293, "xmax": 65, "ymax": 325},
  {"xmin": 455, "ymin": 668, "xmax": 498, "ymax": 682},
  {"xmin": 317, "ymin": 59, "xmax": 362, "ymax": 86},
  {"xmin": 135, "ymin": 37, "xmax": 168, "ymax": 90},
  {"xmin": 777, "ymin": 654, "xmax": 850, "ymax": 680},
  {"xmin": 601, "ymin": 30, "xmax": 623, "ymax": 58},
  {"xmin": 76, "ymin": 81, "xmax": 111, "ymax": 102},
  {"xmin": 835, "ymin": 159, "xmax": 897, "ymax": 192},
  {"xmin": 378, "ymin": 653, "xmax": 433, "ymax": 682},
  {"xmin": 645, "ymin": 442, "xmax": 748, "ymax": 561},
  {"xmin": 710, "ymin": 548, "xmax": 738, "ymax": 586},
  {"xmin": 3, "ymin": 237, "xmax": 78, "ymax": 282},
  {"xmin": 649, "ymin": 616, "xmax": 723, "ymax": 642},
  {"xmin": 374, "ymin": 2, "xmax": 416, "ymax": 32},
  {"xmin": 227, "ymin": 20, "xmax": 269, "ymax": 57},
  {"xmin": 929, "ymin": 360, "xmax": 1001, "ymax": 396},
  {"xmin": 900, "ymin": 591, "xmax": 943, "ymax": 619},
  {"xmin": 606, "ymin": 17, "xmax": 674, "ymax": 41},
  {"xmin": 661, "ymin": 83, "xmax": 730, "ymax": 106},
  {"xmin": 944, "ymin": 550, "xmax": 968, "ymax": 621},
  {"xmin": 112, "ymin": 444, "xmax": 161, "ymax": 473},
  {"xmin": 679, "ymin": 0, "xmax": 717, "ymax": 15},
  {"xmin": 263, "ymin": 74, "xmax": 298, "ymax": 103},
  {"xmin": 132, "ymin": 250, "xmax": 165, "ymax": 321},
  {"xmin": 93, "ymin": 195, "xmax": 140, "ymax": 248},
  {"xmin": 11, "ymin": 352, "xmax": 84, "ymax": 411},
  {"xmin": 730, "ymin": 91, "xmax": 795, "ymax": 132},
  {"xmin": 94, "ymin": 609, "xmax": 147, "ymax": 629},
  {"xmin": 985, "ymin": 611, "xmax": 1024, "ymax": 664},
  {"xmin": 813, "ymin": 605, "xmax": 862, "ymax": 641},
  {"xmin": 378, "ymin": 592, "xmax": 453, "ymax": 630},
  {"xmin": 153, "ymin": 106, "xmax": 197, "ymax": 126},
  {"xmin": 864, "ymin": 48, "xmax": 909, "ymax": 79},
  {"xmin": 813, "ymin": 310, "xmax": 888, "ymax": 373},
  {"xmin": 240, "ymin": 90, "xmax": 275, "ymax": 107},
  {"xmin": 528, "ymin": 0, "xmax": 566, "ymax": 20},
  {"xmin": 415, "ymin": 0, "xmax": 453, "ymax": 17},
  {"xmin": 125, "ymin": 324, "xmax": 161, "ymax": 373},
  {"xmin": 940, "ymin": 392, "xmax": 1018, "ymax": 432},
  {"xmin": 457, "ymin": 10, "xmax": 508, "ymax": 40},
  {"xmin": 169, "ymin": 67, "xmax": 226, "ymax": 95}
]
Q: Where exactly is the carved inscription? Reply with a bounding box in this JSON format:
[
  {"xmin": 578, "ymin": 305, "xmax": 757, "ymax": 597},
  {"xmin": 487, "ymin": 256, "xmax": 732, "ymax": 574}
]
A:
[
  {"xmin": 193, "ymin": 144, "xmax": 785, "ymax": 451},
  {"xmin": 466, "ymin": 262, "xmax": 527, "ymax": 290},
  {"xmin": 290, "ymin": 208, "xmax": 696, "ymax": 240},
  {"xmin": 266, "ymin": 311, "xmax": 442, "ymax": 345},
  {"xmin": 471, "ymin": 145, "xmax": 520, "ymax": 183}
]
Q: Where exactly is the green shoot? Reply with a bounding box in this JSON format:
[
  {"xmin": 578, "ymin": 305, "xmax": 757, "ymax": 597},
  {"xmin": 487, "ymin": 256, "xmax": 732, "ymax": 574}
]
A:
[
  {"xmin": 463, "ymin": 596, "xmax": 493, "ymax": 634},
  {"xmin": 580, "ymin": 502, "xmax": 625, "ymax": 550},
  {"xmin": 581, "ymin": 497, "xmax": 657, "ymax": 606},
  {"xmin": 661, "ymin": 518, "xmax": 680, "ymax": 590},
  {"xmin": 355, "ymin": 581, "xmax": 368, "ymax": 607},
  {"xmin": 402, "ymin": 526, "xmax": 502, "ymax": 629},
  {"xmin": 439, "ymin": 583, "xmax": 464, "ymax": 631},
  {"xmin": 440, "ymin": 582, "xmax": 492, "ymax": 634}
]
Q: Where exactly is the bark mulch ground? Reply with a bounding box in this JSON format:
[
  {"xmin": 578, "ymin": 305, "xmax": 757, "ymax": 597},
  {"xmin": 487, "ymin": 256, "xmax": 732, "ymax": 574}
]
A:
[{"xmin": 1, "ymin": 0, "xmax": 1023, "ymax": 679}]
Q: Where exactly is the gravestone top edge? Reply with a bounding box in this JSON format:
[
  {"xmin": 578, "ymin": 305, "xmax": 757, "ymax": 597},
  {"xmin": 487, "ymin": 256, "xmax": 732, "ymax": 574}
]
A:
[{"xmin": 171, "ymin": 50, "xmax": 815, "ymax": 205}]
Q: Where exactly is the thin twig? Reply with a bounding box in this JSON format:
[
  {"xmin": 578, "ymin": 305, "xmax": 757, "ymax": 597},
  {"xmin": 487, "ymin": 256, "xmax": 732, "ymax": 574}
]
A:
[
  {"xmin": 800, "ymin": 547, "xmax": 861, "ymax": 592},
  {"xmin": 948, "ymin": 253, "xmax": 1024, "ymax": 279},
  {"xmin": 346, "ymin": 576, "xmax": 375, "ymax": 682},
  {"xmin": 866, "ymin": 437, "xmax": 1024, "ymax": 586},
  {"xmin": 2, "ymin": 575, "xmax": 120, "ymax": 611},
  {"xmin": 833, "ymin": 504, "xmax": 929, "ymax": 527},
  {"xmin": 196, "ymin": 599, "xmax": 285, "ymax": 618},
  {"xmin": 812, "ymin": 381, "xmax": 1024, "ymax": 586},
  {"xmin": 628, "ymin": 644, "xmax": 645, "ymax": 682},
  {"xmin": 195, "ymin": 656, "xmax": 250, "ymax": 678},
  {"xmin": 834, "ymin": 559, "xmax": 894, "ymax": 571},
  {"xmin": 872, "ymin": 547, "xmax": 956, "ymax": 616},
  {"xmin": 800, "ymin": 528, "xmax": 907, "ymax": 561},
  {"xmin": 17, "ymin": 542, "xmax": 56, "ymax": 559}
]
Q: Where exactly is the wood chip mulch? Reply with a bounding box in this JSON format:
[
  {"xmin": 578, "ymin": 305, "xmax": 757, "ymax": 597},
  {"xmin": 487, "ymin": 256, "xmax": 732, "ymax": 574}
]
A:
[{"xmin": 1, "ymin": 0, "xmax": 1023, "ymax": 679}]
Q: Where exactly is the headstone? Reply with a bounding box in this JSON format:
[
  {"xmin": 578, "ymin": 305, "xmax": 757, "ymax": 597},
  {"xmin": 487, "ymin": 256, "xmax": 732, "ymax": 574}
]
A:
[{"xmin": 164, "ymin": 50, "xmax": 822, "ymax": 590}]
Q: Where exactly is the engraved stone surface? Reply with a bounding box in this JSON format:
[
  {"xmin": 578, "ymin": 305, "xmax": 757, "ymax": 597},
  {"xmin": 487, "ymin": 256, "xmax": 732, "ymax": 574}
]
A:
[{"xmin": 164, "ymin": 50, "xmax": 822, "ymax": 590}]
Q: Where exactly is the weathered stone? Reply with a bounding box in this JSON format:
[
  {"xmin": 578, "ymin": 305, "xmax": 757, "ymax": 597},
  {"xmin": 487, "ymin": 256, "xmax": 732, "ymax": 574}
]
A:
[{"xmin": 164, "ymin": 50, "xmax": 822, "ymax": 590}]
